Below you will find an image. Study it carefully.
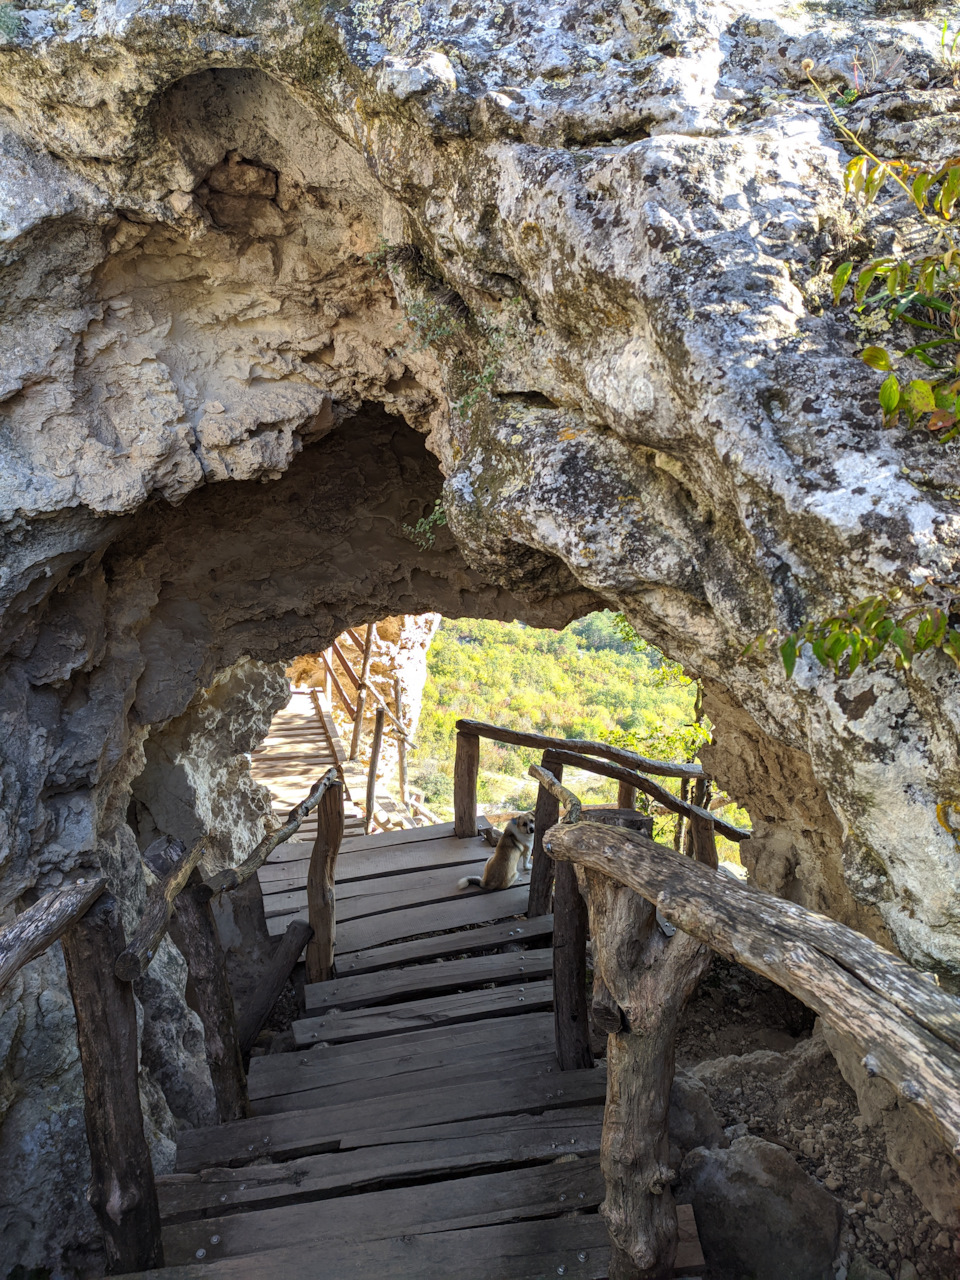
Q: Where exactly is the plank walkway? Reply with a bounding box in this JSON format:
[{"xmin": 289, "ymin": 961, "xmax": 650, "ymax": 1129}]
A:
[{"xmin": 136, "ymin": 820, "xmax": 704, "ymax": 1278}]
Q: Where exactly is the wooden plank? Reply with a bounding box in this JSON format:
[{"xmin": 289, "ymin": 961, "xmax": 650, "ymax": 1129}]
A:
[
  {"xmin": 327, "ymin": 886, "xmax": 531, "ymax": 952},
  {"xmin": 258, "ymin": 831, "xmax": 486, "ymax": 885},
  {"xmin": 304, "ymin": 949, "xmax": 552, "ymax": 1015},
  {"xmin": 248, "ymin": 1011, "xmax": 555, "ymax": 1096},
  {"xmin": 158, "ymin": 1107, "xmax": 603, "ymax": 1220},
  {"xmin": 251, "ymin": 1045, "xmax": 560, "ymax": 1116},
  {"xmin": 164, "ymin": 1158, "xmax": 605, "ymax": 1264},
  {"xmin": 0, "ymin": 877, "xmax": 107, "ymax": 992},
  {"xmin": 553, "ymin": 860, "xmax": 593, "ymax": 1071},
  {"xmin": 294, "ymin": 978, "xmax": 553, "ymax": 1046},
  {"xmin": 175, "ymin": 1065, "xmax": 606, "ymax": 1171},
  {"xmin": 118, "ymin": 1213, "xmax": 612, "ymax": 1280},
  {"xmin": 238, "ymin": 920, "xmax": 313, "ymax": 1055},
  {"xmin": 262, "ymin": 859, "xmax": 491, "ymax": 921},
  {"xmin": 333, "ymin": 915, "xmax": 553, "ymax": 976}
]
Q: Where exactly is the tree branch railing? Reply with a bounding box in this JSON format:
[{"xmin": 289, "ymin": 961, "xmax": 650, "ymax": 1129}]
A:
[
  {"xmin": 541, "ymin": 816, "xmax": 960, "ymax": 1279},
  {"xmin": 1, "ymin": 768, "xmax": 341, "ymax": 1275}
]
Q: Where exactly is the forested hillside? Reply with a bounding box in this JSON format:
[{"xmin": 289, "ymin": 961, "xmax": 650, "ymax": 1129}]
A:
[{"xmin": 408, "ymin": 612, "xmax": 713, "ymax": 827}]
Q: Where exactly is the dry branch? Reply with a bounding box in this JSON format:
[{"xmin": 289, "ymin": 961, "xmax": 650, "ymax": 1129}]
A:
[
  {"xmin": 529, "ymin": 762, "xmax": 582, "ymax": 823},
  {"xmin": 0, "ymin": 877, "xmax": 107, "ymax": 992},
  {"xmin": 115, "ymin": 841, "xmax": 207, "ymax": 982},
  {"xmin": 321, "ymin": 651, "xmax": 356, "ymax": 719},
  {"xmin": 548, "ymin": 822, "xmax": 960, "ymax": 1159},
  {"xmin": 305, "ymin": 780, "xmax": 344, "ymax": 983},
  {"xmin": 544, "ymin": 748, "xmax": 748, "ymax": 843},
  {"xmin": 455, "ymin": 718, "xmax": 702, "ymax": 780},
  {"xmin": 203, "ymin": 770, "xmax": 339, "ymax": 897}
]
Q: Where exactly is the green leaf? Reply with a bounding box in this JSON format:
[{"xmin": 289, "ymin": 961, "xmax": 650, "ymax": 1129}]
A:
[
  {"xmin": 878, "ymin": 374, "xmax": 900, "ymax": 415},
  {"xmin": 780, "ymin": 635, "xmax": 798, "ymax": 679},
  {"xmin": 904, "ymin": 379, "xmax": 937, "ymax": 414},
  {"xmin": 831, "ymin": 262, "xmax": 853, "ymax": 305},
  {"xmin": 937, "ymin": 165, "xmax": 960, "ymax": 219},
  {"xmin": 943, "ymin": 630, "xmax": 960, "ymax": 666},
  {"xmin": 861, "ymin": 346, "xmax": 893, "ymax": 372},
  {"xmin": 864, "ymin": 163, "xmax": 889, "ymax": 204},
  {"xmin": 854, "ymin": 262, "xmax": 883, "ymax": 304},
  {"xmin": 913, "ymin": 171, "xmax": 934, "ymax": 209},
  {"xmin": 845, "ymin": 156, "xmax": 869, "ymax": 196},
  {"xmin": 891, "ymin": 626, "xmax": 913, "ymax": 667}
]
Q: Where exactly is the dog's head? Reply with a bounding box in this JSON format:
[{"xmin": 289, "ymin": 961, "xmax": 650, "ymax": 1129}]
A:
[{"xmin": 515, "ymin": 813, "xmax": 536, "ymax": 838}]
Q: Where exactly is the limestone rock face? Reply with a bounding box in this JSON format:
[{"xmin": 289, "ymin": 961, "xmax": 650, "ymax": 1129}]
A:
[{"xmin": 0, "ymin": 0, "xmax": 959, "ymax": 1271}]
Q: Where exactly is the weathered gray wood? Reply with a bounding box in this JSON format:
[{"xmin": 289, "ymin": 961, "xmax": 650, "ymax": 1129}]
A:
[
  {"xmin": 304, "ymin": 780, "xmax": 344, "ymax": 984},
  {"xmin": 115, "ymin": 840, "xmax": 207, "ymax": 982},
  {"xmin": 395, "ymin": 675, "xmax": 409, "ymax": 807},
  {"xmin": 456, "ymin": 718, "xmax": 702, "ymax": 780},
  {"xmin": 175, "ymin": 1063, "xmax": 605, "ymax": 1171},
  {"xmin": 304, "ymin": 948, "xmax": 553, "ymax": 1015},
  {"xmin": 577, "ymin": 861, "xmax": 709, "ymax": 1278},
  {"xmin": 453, "ymin": 730, "xmax": 481, "ymax": 838},
  {"xmin": 321, "ymin": 649, "xmax": 356, "ymax": 719},
  {"xmin": 364, "ymin": 706, "xmax": 386, "ymax": 835},
  {"xmin": 259, "ymin": 830, "xmax": 484, "ymax": 888},
  {"xmin": 530, "ymin": 760, "xmax": 582, "ymax": 821},
  {"xmin": 248, "ymin": 1011, "xmax": 556, "ymax": 1097},
  {"xmin": 238, "ymin": 920, "xmax": 313, "ymax": 1055},
  {"xmin": 157, "ymin": 1106, "xmax": 603, "ymax": 1219},
  {"xmin": 251, "ymin": 1045, "xmax": 562, "ymax": 1116},
  {"xmin": 163, "ymin": 1156, "xmax": 605, "ymax": 1264},
  {"xmin": 264, "ymin": 820, "xmax": 461, "ymax": 863},
  {"xmin": 553, "ymin": 860, "xmax": 593, "ymax": 1071},
  {"xmin": 61, "ymin": 893, "xmax": 163, "ymax": 1273},
  {"xmin": 204, "ymin": 770, "xmax": 339, "ymax": 897},
  {"xmin": 317, "ymin": 884, "xmax": 531, "ymax": 953},
  {"xmin": 528, "ymin": 752, "xmax": 561, "ymax": 917},
  {"xmin": 116, "ymin": 1212, "xmax": 612, "ymax": 1280},
  {"xmin": 549, "ymin": 821, "xmax": 960, "ymax": 1163},
  {"xmin": 328, "ymin": 914, "xmax": 553, "ymax": 975},
  {"xmin": 349, "ymin": 624, "xmax": 375, "ymax": 760},
  {"xmin": 0, "ymin": 877, "xmax": 107, "ymax": 992},
  {"xmin": 168, "ymin": 879, "xmax": 247, "ymax": 1123},
  {"xmin": 294, "ymin": 977, "xmax": 553, "ymax": 1046},
  {"xmin": 545, "ymin": 748, "xmax": 748, "ymax": 842},
  {"xmin": 618, "ymin": 780, "xmax": 637, "ymax": 810},
  {"xmin": 263, "ymin": 857, "xmax": 489, "ymax": 922}
]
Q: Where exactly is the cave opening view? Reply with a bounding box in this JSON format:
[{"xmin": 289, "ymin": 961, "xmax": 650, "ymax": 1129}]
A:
[{"xmin": 4, "ymin": 5, "xmax": 960, "ymax": 1280}]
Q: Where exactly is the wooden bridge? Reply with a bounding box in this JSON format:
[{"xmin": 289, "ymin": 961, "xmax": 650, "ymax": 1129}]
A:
[{"xmin": 3, "ymin": 712, "xmax": 960, "ymax": 1279}]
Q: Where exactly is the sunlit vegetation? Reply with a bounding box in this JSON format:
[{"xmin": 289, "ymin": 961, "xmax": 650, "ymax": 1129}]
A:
[{"xmin": 409, "ymin": 612, "xmax": 725, "ymax": 834}]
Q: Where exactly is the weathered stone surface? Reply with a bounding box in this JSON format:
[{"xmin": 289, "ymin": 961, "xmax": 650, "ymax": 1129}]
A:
[
  {"xmin": 823, "ymin": 1020, "xmax": 960, "ymax": 1228},
  {"xmin": 669, "ymin": 1068, "xmax": 727, "ymax": 1155},
  {"xmin": 0, "ymin": 0, "xmax": 959, "ymax": 1270},
  {"xmin": 679, "ymin": 1134, "xmax": 842, "ymax": 1279}
]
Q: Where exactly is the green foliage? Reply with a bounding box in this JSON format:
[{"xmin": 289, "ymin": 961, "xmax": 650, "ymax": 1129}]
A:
[
  {"xmin": 0, "ymin": 3, "xmax": 20, "ymax": 36},
  {"xmin": 402, "ymin": 498, "xmax": 447, "ymax": 550},
  {"xmin": 807, "ymin": 66, "xmax": 960, "ymax": 441},
  {"xmin": 748, "ymin": 589, "xmax": 960, "ymax": 678},
  {"xmin": 409, "ymin": 612, "xmax": 709, "ymax": 822}
]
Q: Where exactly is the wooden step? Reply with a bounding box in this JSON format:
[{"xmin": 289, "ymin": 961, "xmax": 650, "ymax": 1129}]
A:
[
  {"xmin": 162, "ymin": 1158, "xmax": 605, "ymax": 1264},
  {"xmin": 262, "ymin": 858, "xmax": 492, "ymax": 921},
  {"xmin": 176, "ymin": 1064, "xmax": 606, "ymax": 1171},
  {"xmin": 303, "ymin": 948, "xmax": 553, "ymax": 1015},
  {"xmin": 332, "ymin": 915, "xmax": 553, "ymax": 976},
  {"xmin": 320, "ymin": 885, "xmax": 531, "ymax": 952},
  {"xmin": 158, "ymin": 1105, "xmax": 603, "ymax": 1220},
  {"xmin": 293, "ymin": 978, "xmax": 553, "ymax": 1047}
]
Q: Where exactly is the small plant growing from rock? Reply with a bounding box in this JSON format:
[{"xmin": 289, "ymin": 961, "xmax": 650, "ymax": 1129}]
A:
[
  {"xmin": 402, "ymin": 498, "xmax": 447, "ymax": 550},
  {"xmin": 806, "ymin": 60, "xmax": 960, "ymax": 441}
]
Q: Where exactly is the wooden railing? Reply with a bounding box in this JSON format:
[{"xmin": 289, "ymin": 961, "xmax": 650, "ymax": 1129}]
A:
[
  {"xmin": 525, "ymin": 764, "xmax": 960, "ymax": 1280},
  {"xmin": 0, "ymin": 771, "xmax": 342, "ymax": 1275},
  {"xmin": 452, "ymin": 719, "xmax": 748, "ymax": 918}
]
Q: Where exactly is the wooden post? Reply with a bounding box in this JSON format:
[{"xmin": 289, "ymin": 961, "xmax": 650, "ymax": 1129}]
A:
[
  {"xmin": 168, "ymin": 878, "xmax": 248, "ymax": 1123},
  {"xmin": 60, "ymin": 893, "xmax": 163, "ymax": 1274},
  {"xmin": 617, "ymin": 781, "xmax": 638, "ymax": 810},
  {"xmin": 578, "ymin": 864, "xmax": 710, "ymax": 1279},
  {"xmin": 365, "ymin": 706, "xmax": 386, "ymax": 835},
  {"xmin": 552, "ymin": 858, "xmax": 594, "ymax": 1071},
  {"xmin": 323, "ymin": 649, "xmax": 332, "ymax": 703},
  {"xmin": 686, "ymin": 778, "xmax": 718, "ymax": 870},
  {"xmin": 453, "ymin": 731, "xmax": 480, "ymax": 838},
  {"xmin": 321, "ymin": 651, "xmax": 357, "ymax": 720},
  {"xmin": 115, "ymin": 839, "xmax": 207, "ymax": 981},
  {"xmin": 394, "ymin": 675, "xmax": 409, "ymax": 809},
  {"xmin": 238, "ymin": 920, "xmax": 314, "ymax": 1055},
  {"xmin": 349, "ymin": 624, "xmax": 376, "ymax": 761},
  {"xmin": 305, "ymin": 780, "xmax": 344, "ymax": 983},
  {"xmin": 528, "ymin": 750, "xmax": 561, "ymax": 917}
]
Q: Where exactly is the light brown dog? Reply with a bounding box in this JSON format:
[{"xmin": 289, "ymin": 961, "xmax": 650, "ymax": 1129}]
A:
[{"xmin": 458, "ymin": 813, "xmax": 536, "ymax": 891}]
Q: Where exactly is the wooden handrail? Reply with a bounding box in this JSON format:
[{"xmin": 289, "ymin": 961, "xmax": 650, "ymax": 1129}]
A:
[
  {"xmin": 202, "ymin": 770, "xmax": 339, "ymax": 897},
  {"xmin": 0, "ymin": 877, "xmax": 107, "ymax": 993},
  {"xmin": 322, "ymin": 650, "xmax": 357, "ymax": 720},
  {"xmin": 349, "ymin": 624, "xmax": 376, "ymax": 760},
  {"xmin": 547, "ymin": 821, "xmax": 960, "ymax": 1155},
  {"xmin": 543, "ymin": 747, "xmax": 749, "ymax": 843},
  {"xmin": 365, "ymin": 706, "xmax": 386, "ymax": 835},
  {"xmin": 529, "ymin": 763, "xmax": 582, "ymax": 822},
  {"xmin": 115, "ymin": 839, "xmax": 208, "ymax": 981},
  {"xmin": 455, "ymin": 719, "xmax": 703, "ymax": 780}
]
